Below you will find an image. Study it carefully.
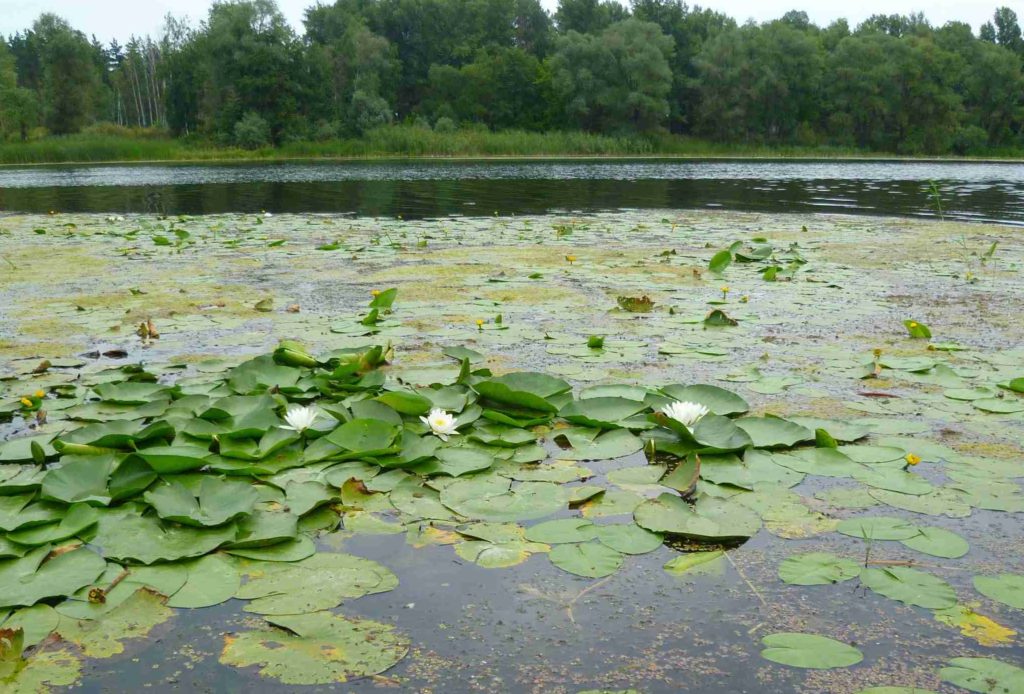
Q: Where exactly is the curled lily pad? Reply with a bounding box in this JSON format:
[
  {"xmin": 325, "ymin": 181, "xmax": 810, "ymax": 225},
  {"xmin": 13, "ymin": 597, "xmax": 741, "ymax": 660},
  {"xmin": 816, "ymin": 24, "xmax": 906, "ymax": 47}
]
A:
[
  {"xmin": 735, "ymin": 416, "xmax": 813, "ymax": 449},
  {"xmin": 473, "ymin": 372, "xmax": 571, "ymax": 414},
  {"xmin": 663, "ymin": 550, "xmax": 726, "ymax": 577},
  {"xmin": 144, "ymin": 477, "xmax": 258, "ymax": 527},
  {"xmin": 634, "ymin": 493, "xmax": 760, "ymax": 542},
  {"xmin": 660, "ymin": 384, "xmax": 748, "ymax": 416},
  {"xmin": 90, "ymin": 507, "xmax": 238, "ymax": 564}
]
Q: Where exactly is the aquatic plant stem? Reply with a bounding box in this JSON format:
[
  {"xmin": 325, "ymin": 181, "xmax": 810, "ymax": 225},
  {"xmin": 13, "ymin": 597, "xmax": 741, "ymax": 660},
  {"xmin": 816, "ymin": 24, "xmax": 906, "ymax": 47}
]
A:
[{"xmin": 726, "ymin": 551, "xmax": 768, "ymax": 609}]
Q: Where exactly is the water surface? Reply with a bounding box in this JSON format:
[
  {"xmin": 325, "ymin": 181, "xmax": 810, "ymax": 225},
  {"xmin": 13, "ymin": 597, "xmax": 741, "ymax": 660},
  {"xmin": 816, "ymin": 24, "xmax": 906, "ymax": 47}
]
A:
[{"xmin": 1, "ymin": 159, "xmax": 1022, "ymax": 223}]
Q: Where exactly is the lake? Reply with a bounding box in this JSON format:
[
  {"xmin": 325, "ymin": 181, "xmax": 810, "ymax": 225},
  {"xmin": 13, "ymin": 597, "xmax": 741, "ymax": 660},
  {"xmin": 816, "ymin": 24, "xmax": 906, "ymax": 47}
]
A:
[{"xmin": 1, "ymin": 159, "xmax": 1023, "ymax": 224}]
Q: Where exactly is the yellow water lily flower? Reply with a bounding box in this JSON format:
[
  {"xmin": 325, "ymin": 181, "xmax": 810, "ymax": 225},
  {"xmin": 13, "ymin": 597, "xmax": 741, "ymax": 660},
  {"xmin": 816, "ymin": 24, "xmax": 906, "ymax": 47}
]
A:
[
  {"xmin": 905, "ymin": 453, "xmax": 921, "ymax": 466},
  {"xmin": 34, "ymin": 390, "xmax": 45, "ymax": 398},
  {"xmin": 476, "ymin": 319, "xmax": 485, "ymax": 329},
  {"xmin": 370, "ymin": 289, "xmax": 381, "ymax": 296},
  {"xmin": 565, "ymin": 255, "xmax": 576, "ymax": 264},
  {"xmin": 20, "ymin": 397, "xmax": 33, "ymax": 407}
]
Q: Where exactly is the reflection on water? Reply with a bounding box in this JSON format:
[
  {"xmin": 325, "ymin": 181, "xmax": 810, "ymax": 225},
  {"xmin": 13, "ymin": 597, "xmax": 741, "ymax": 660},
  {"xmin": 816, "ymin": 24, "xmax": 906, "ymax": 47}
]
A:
[{"xmin": 1, "ymin": 159, "xmax": 1023, "ymax": 223}]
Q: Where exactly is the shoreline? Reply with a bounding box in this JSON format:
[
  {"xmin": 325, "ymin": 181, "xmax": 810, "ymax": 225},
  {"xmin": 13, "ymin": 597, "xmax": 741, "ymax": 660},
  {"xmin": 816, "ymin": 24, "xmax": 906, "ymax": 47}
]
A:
[{"xmin": 4, "ymin": 152, "xmax": 1024, "ymax": 168}]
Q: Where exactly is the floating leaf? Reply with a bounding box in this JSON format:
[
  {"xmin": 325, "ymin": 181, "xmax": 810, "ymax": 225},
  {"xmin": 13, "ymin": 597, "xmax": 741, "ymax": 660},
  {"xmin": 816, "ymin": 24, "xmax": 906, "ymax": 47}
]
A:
[
  {"xmin": 900, "ymin": 527, "xmax": 968, "ymax": 559},
  {"xmin": 940, "ymin": 657, "xmax": 1024, "ymax": 694},
  {"xmin": 548, "ymin": 542, "xmax": 623, "ymax": 578},
  {"xmin": 778, "ymin": 552, "xmax": 860, "ymax": 585},
  {"xmin": 860, "ymin": 566, "xmax": 957, "ymax": 609},
  {"xmin": 836, "ymin": 516, "xmax": 919, "ymax": 541},
  {"xmin": 973, "ymin": 574, "xmax": 1024, "ymax": 610},
  {"xmin": 663, "ymin": 550, "xmax": 725, "ymax": 577},
  {"xmin": 167, "ymin": 554, "xmax": 240, "ymax": 608},
  {"xmin": 0, "ymin": 546, "xmax": 106, "ymax": 609},
  {"xmin": 760, "ymin": 632, "xmax": 863, "ymax": 669},
  {"xmin": 219, "ymin": 611, "xmax": 408, "ymax": 685},
  {"xmin": 524, "ymin": 518, "xmax": 597, "ymax": 544},
  {"xmin": 634, "ymin": 493, "xmax": 760, "ymax": 541}
]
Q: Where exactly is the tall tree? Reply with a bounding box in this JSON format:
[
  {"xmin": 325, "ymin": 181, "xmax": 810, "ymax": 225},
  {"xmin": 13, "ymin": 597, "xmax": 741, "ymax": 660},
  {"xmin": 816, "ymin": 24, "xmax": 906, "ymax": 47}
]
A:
[
  {"xmin": 31, "ymin": 14, "xmax": 104, "ymax": 134},
  {"xmin": 695, "ymin": 21, "xmax": 824, "ymax": 143},
  {"xmin": 549, "ymin": 19, "xmax": 674, "ymax": 133}
]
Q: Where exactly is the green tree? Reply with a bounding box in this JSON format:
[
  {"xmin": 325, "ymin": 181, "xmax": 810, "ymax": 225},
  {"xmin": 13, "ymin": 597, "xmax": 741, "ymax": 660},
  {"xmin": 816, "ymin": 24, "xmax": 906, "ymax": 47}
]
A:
[
  {"xmin": 0, "ymin": 42, "xmax": 39, "ymax": 140},
  {"xmin": 961, "ymin": 41, "xmax": 1023, "ymax": 145},
  {"xmin": 993, "ymin": 7, "xmax": 1024, "ymax": 53},
  {"xmin": 195, "ymin": 0, "xmax": 310, "ymax": 142},
  {"xmin": 554, "ymin": 0, "xmax": 628, "ymax": 34},
  {"xmin": 549, "ymin": 19, "xmax": 674, "ymax": 133},
  {"xmin": 826, "ymin": 33, "xmax": 961, "ymax": 153},
  {"xmin": 694, "ymin": 21, "xmax": 824, "ymax": 143},
  {"xmin": 425, "ymin": 47, "xmax": 550, "ymax": 129},
  {"xmin": 630, "ymin": 0, "xmax": 735, "ymax": 132},
  {"xmin": 31, "ymin": 14, "xmax": 104, "ymax": 134}
]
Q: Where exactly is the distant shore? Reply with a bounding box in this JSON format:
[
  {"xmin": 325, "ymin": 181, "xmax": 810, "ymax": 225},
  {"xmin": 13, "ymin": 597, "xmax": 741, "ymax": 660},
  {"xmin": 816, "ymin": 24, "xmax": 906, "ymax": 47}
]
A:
[{"xmin": 2, "ymin": 126, "xmax": 1023, "ymax": 167}]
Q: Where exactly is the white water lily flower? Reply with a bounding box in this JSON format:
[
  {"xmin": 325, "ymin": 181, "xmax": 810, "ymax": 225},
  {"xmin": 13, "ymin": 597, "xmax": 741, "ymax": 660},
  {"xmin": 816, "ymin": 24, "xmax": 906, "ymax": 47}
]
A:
[
  {"xmin": 280, "ymin": 405, "xmax": 319, "ymax": 432},
  {"xmin": 421, "ymin": 407, "xmax": 459, "ymax": 441},
  {"xmin": 661, "ymin": 400, "xmax": 709, "ymax": 430}
]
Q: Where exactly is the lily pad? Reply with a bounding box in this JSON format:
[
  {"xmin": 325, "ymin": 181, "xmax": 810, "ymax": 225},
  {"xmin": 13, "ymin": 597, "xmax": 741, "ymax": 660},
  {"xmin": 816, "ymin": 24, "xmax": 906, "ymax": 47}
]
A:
[
  {"xmin": 548, "ymin": 542, "xmax": 624, "ymax": 578},
  {"xmin": 219, "ymin": 611, "xmax": 409, "ymax": 685},
  {"xmin": 973, "ymin": 574, "xmax": 1024, "ymax": 610},
  {"xmin": 760, "ymin": 632, "xmax": 863, "ymax": 669},
  {"xmin": 860, "ymin": 566, "xmax": 957, "ymax": 609},
  {"xmin": 778, "ymin": 552, "xmax": 860, "ymax": 585}
]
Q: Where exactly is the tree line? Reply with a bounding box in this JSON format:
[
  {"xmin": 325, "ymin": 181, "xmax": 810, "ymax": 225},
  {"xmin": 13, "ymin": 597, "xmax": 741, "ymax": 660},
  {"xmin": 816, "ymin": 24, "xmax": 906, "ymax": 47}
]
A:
[{"xmin": 1, "ymin": 0, "xmax": 1023, "ymax": 155}]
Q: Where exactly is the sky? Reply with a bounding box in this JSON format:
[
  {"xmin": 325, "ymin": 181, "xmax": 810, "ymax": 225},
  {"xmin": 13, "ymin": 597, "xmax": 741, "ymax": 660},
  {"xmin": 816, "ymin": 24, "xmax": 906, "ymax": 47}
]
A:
[{"xmin": 0, "ymin": 0, "xmax": 1005, "ymax": 43}]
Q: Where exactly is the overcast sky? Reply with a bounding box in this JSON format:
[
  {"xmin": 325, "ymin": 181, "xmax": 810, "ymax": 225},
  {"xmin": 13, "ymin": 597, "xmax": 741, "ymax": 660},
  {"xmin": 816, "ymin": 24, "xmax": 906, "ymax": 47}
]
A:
[{"xmin": 0, "ymin": 0, "xmax": 1005, "ymax": 42}]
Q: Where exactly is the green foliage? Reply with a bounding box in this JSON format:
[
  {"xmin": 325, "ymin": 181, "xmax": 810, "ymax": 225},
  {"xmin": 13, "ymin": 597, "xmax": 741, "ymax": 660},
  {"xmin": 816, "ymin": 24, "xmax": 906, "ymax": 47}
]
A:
[{"xmin": 234, "ymin": 112, "xmax": 271, "ymax": 150}]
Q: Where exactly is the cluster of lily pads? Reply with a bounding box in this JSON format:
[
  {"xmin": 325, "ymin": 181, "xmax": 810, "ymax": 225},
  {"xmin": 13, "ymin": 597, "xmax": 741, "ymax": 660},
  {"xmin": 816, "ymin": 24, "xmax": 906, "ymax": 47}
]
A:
[{"xmin": 1, "ymin": 255, "xmax": 1023, "ymax": 691}]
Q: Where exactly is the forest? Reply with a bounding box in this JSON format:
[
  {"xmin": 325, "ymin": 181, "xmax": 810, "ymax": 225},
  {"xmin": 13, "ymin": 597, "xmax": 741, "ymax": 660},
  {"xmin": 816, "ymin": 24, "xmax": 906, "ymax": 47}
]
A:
[{"xmin": 1, "ymin": 0, "xmax": 1023, "ymax": 157}]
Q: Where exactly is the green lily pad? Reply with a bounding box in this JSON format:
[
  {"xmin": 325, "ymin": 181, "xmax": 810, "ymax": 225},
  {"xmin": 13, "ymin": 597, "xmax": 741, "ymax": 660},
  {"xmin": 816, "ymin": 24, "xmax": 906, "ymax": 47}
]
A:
[
  {"xmin": 973, "ymin": 574, "xmax": 1024, "ymax": 610},
  {"xmin": 836, "ymin": 516, "xmax": 920, "ymax": 541},
  {"xmin": 236, "ymin": 552, "xmax": 397, "ymax": 615},
  {"xmin": 634, "ymin": 493, "xmax": 760, "ymax": 541},
  {"xmin": 899, "ymin": 527, "xmax": 969, "ymax": 559},
  {"xmin": 778, "ymin": 552, "xmax": 860, "ymax": 585},
  {"xmin": 760, "ymin": 632, "xmax": 863, "ymax": 669},
  {"xmin": 442, "ymin": 477, "xmax": 567, "ymax": 522},
  {"xmin": 860, "ymin": 566, "xmax": 957, "ymax": 609},
  {"xmin": 940, "ymin": 657, "xmax": 1024, "ymax": 694},
  {"xmin": 0, "ymin": 546, "xmax": 106, "ymax": 609},
  {"xmin": 661, "ymin": 384, "xmax": 748, "ymax": 415},
  {"xmin": 144, "ymin": 477, "xmax": 258, "ymax": 526},
  {"xmin": 219, "ymin": 611, "xmax": 409, "ymax": 685},
  {"xmin": 167, "ymin": 554, "xmax": 241, "ymax": 608},
  {"xmin": 524, "ymin": 518, "xmax": 598, "ymax": 544},
  {"xmin": 595, "ymin": 523, "xmax": 664, "ymax": 554},
  {"xmin": 549, "ymin": 542, "xmax": 624, "ymax": 578}
]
